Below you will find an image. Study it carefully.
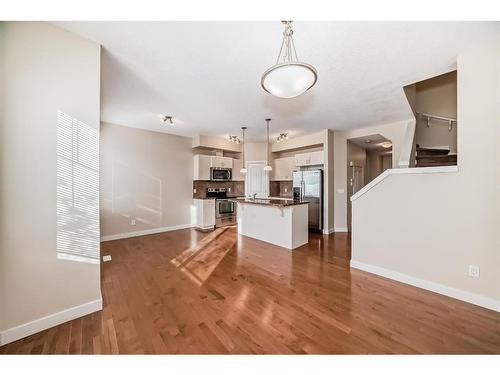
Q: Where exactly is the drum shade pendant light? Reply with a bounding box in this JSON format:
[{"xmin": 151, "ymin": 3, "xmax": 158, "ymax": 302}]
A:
[
  {"xmin": 261, "ymin": 21, "xmax": 318, "ymax": 99},
  {"xmin": 240, "ymin": 127, "xmax": 247, "ymax": 174},
  {"xmin": 264, "ymin": 119, "xmax": 272, "ymax": 172}
]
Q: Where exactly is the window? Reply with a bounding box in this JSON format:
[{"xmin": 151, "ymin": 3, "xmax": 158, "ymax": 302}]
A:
[{"xmin": 56, "ymin": 111, "xmax": 99, "ymax": 264}]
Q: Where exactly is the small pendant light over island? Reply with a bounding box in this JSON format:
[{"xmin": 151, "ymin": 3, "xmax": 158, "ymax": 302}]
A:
[
  {"xmin": 264, "ymin": 118, "xmax": 272, "ymax": 172},
  {"xmin": 240, "ymin": 126, "xmax": 247, "ymax": 174}
]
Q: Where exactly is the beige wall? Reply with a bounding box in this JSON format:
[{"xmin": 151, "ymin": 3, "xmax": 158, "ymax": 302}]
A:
[
  {"xmin": 0, "ymin": 22, "xmax": 101, "ymax": 332},
  {"xmin": 333, "ymin": 120, "xmax": 410, "ymax": 230},
  {"xmin": 244, "ymin": 142, "xmax": 268, "ymax": 162},
  {"xmin": 272, "ymin": 130, "xmax": 324, "ymax": 153},
  {"xmin": 352, "ymin": 33, "xmax": 500, "ymax": 305},
  {"xmin": 100, "ymin": 122, "xmax": 193, "ymax": 238},
  {"xmin": 346, "ymin": 141, "xmax": 367, "ymax": 231},
  {"xmin": 415, "ymin": 71, "xmax": 457, "ymax": 153},
  {"xmin": 192, "ymin": 134, "xmax": 242, "ymax": 153},
  {"xmin": 324, "ymin": 129, "xmax": 335, "ymax": 233}
]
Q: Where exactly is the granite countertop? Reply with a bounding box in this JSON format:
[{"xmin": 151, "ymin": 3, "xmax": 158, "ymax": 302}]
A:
[
  {"xmin": 230, "ymin": 197, "xmax": 309, "ymax": 207},
  {"xmin": 193, "ymin": 196, "xmax": 243, "ymax": 200}
]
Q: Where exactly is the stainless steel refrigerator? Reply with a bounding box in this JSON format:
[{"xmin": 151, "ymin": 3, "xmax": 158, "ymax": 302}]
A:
[{"xmin": 293, "ymin": 169, "xmax": 323, "ymax": 232}]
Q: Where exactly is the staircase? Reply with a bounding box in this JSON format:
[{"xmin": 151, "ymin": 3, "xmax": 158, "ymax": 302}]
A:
[{"xmin": 416, "ymin": 146, "xmax": 457, "ymax": 167}]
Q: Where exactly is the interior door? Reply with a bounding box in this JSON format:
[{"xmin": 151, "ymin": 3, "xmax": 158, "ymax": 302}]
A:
[{"xmin": 245, "ymin": 162, "xmax": 269, "ymax": 198}]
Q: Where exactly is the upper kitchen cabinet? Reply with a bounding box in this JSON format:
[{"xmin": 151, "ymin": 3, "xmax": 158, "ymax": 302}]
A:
[
  {"xmin": 273, "ymin": 156, "xmax": 297, "ymax": 180},
  {"xmin": 193, "ymin": 155, "xmax": 236, "ymax": 180},
  {"xmin": 193, "ymin": 154, "xmax": 211, "ymax": 180},
  {"xmin": 295, "ymin": 150, "xmax": 324, "ymax": 167},
  {"xmin": 211, "ymin": 156, "xmax": 233, "ymax": 169},
  {"xmin": 232, "ymin": 158, "xmax": 245, "ymax": 181}
]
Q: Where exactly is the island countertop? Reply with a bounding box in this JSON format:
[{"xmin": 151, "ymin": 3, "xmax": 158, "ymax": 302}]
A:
[{"xmin": 230, "ymin": 197, "xmax": 309, "ymax": 207}]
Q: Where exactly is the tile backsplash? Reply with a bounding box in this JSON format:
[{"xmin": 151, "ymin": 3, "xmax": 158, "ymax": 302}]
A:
[
  {"xmin": 193, "ymin": 180, "xmax": 292, "ymax": 199},
  {"xmin": 193, "ymin": 180, "xmax": 245, "ymax": 198},
  {"xmin": 270, "ymin": 181, "xmax": 293, "ymax": 198}
]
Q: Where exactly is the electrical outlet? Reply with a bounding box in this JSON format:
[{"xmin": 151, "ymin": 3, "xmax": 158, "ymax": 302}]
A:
[
  {"xmin": 103, "ymin": 255, "xmax": 112, "ymax": 262},
  {"xmin": 131, "ymin": 218, "xmax": 136, "ymax": 226},
  {"xmin": 284, "ymin": 187, "xmax": 288, "ymax": 193},
  {"xmin": 468, "ymin": 265, "xmax": 480, "ymax": 278},
  {"xmin": 193, "ymin": 188, "xmax": 197, "ymax": 194},
  {"xmin": 228, "ymin": 187, "xmax": 231, "ymax": 192}
]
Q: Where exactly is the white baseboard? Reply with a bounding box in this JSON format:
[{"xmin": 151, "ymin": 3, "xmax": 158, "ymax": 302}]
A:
[
  {"xmin": 323, "ymin": 227, "xmax": 335, "ymax": 235},
  {"xmin": 350, "ymin": 260, "xmax": 500, "ymax": 313},
  {"xmin": 0, "ymin": 297, "xmax": 103, "ymax": 346},
  {"xmin": 334, "ymin": 227, "xmax": 348, "ymax": 232},
  {"xmin": 100, "ymin": 223, "xmax": 193, "ymax": 242}
]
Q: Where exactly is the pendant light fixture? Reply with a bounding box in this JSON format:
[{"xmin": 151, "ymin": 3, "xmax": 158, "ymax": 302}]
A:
[
  {"xmin": 263, "ymin": 119, "xmax": 272, "ymax": 172},
  {"xmin": 261, "ymin": 21, "xmax": 318, "ymax": 99},
  {"xmin": 240, "ymin": 126, "xmax": 247, "ymax": 174}
]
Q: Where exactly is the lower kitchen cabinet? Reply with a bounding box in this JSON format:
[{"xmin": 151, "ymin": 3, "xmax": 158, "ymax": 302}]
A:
[{"xmin": 193, "ymin": 198, "xmax": 215, "ymax": 230}]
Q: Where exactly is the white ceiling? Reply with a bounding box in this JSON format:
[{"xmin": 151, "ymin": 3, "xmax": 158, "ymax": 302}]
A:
[
  {"xmin": 55, "ymin": 21, "xmax": 496, "ymax": 141},
  {"xmin": 348, "ymin": 134, "xmax": 392, "ymax": 152}
]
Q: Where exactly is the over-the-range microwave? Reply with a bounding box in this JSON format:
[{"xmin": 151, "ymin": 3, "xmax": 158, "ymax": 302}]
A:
[{"xmin": 210, "ymin": 167, "xmax": 232, "ymax": 181}]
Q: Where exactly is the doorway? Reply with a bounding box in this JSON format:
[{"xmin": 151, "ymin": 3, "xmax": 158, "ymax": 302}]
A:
[
  {"xmin": 245, "ymin": 161, "xmax": 269, "ymax": 198},
  {"xmin": 346, "ymin": 135, "xmax": 393, "ymax": 232}
]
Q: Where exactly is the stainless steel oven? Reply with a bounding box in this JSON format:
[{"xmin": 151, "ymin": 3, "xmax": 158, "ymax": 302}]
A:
[
  {"xmin": 215, "ymin": 199, "xmax": 237, "ymax": 227},
  {"xmin": 210, "ymin": 167, "xmax": 232, "ymax": 181}
]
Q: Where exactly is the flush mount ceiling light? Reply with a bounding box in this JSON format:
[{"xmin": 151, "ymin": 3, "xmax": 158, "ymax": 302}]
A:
[
  {"xmin": 380, "ymin": 141, "xmax": 393, "ymax": 149},
  {"xmin": 264, "ymin": 119, "xmax": 272, "ymax": 172},
  {"xmin": 240, "ymin": 127, "xmax": 247, "ymax": 174},
  {"xmin": 160, "ymin": 115, "xmax": 174, "ymax": 126},
  {"xmin": 261, "ymin": 21, "xmax": 318, "ymax": 99},
  {"xmin": 276, "ymin": 133, "xmax": 288, "ymax": 143},
  {"xmin": 228, "ymin": 135, "xmax": 240, "ymax": 144}
]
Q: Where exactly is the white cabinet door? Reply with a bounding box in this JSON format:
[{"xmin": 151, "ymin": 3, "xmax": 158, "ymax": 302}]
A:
[
  {"xmin": 232, "ymin": 158, "xmax": 245, "ymax": 181},
  {"xmin": 310, "ymin": 151, "xmax": 324, "ymax": 165},
  {"xmin": 193, "ymin": 155, "xmax": 211, "ymax": 180},
  {"xmin": 273, "ymin": 157, "xmax": 296, "ymax": 180},
  {"xmin": 295, "ymin": 153, "xmax": 311, "ymax": 166},
  {"xmin": 194, "ymin": 199, "xmax": 215, "ymax": 230},
  {"xmin": 211, "ymin": 156, "xmax": 233, "ymax": 168},
  {"xmin": 295, "ymin": 151, "xmax": 324, "ymax": 166}
]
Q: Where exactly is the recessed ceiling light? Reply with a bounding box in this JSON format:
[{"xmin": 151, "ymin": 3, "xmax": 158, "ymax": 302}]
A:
[
  {"xmin": 380, "ymin": 141, "xmax": 392, "ymax": 148},
  {"xmin": 365, "ymin": 139, "xmax": 372, "ymax": 143}
]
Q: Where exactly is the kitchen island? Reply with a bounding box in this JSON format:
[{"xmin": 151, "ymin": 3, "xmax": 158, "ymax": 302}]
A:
[{"xmin": 233, "ymin": 198, "xmax": 309, "ymax": 250}]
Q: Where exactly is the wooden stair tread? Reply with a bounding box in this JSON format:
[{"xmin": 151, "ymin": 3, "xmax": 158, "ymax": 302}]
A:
[
  {"xmin": 416, "ymin": 154, "xmax": 457, "ymax": 161},
  {"xmin": 416, "ymin": 147, "xmax": 450, "ymax": 156},
  {"xmin": 416, "ymin": 153, "xmax": 457, "ymax": 167}
]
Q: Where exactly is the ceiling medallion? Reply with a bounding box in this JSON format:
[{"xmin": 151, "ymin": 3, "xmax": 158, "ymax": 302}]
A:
[{"xmin": 261, "ymin": 21, "xmax": 318, "ymax": 99}]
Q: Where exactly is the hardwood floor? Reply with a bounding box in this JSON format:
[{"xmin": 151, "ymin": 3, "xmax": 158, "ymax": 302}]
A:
[{"xmin": 1, "ymin": 227, "xmax": 500, "ymax": 354}]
